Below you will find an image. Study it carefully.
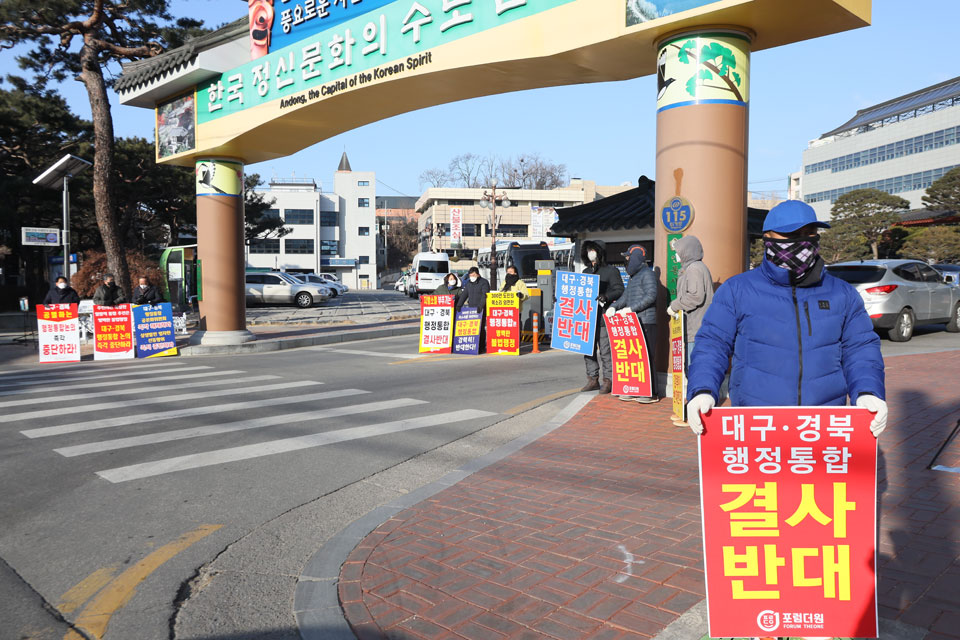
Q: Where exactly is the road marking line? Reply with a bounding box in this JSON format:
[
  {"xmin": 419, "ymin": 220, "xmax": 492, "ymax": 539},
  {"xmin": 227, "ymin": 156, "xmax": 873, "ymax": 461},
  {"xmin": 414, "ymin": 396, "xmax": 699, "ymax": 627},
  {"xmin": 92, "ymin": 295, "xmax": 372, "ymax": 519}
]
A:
[
  {"xmin": 0, "ymin": 361, "xmax": 188, "ymax": 382},
  {"xmin": 0, "ymin": 370, "xmax": 247, "ymax": 398},
  {"xmin": 96, "ymin": 409, "xmax": 496, "ymax": 483},
  {"xmin": 22, "ymin": 388, "xmax": 365, "ymax": 439},
  {"xmin": 389, "ymin": 354, "xmax": 466, "ymax": 365},
  {"xmin": 313, "ymin": 347, "xmax": 419, "ymax": 359},
  {"xmin": 56, "ymin": 566, "xmax": 118, "ymax": 614},
  {"xmin": 2, "ymin": 381, "xmax": 321, "ymax": 423},
  {"xmin": 0, "ymin": 365, "xmax": 209, "ymax": 389},
  {"xmin": 63, "ymin": 524, "xmax": 221, "ymax": 640},
  {"xmin": 505, "ymin": 387, "xmax": 582, "ymax": 415},
  {"xmin": 0, "ymin": 374, "xmax": 277, "ymax": 409},
  {"xmin": 55, "ymin": 395, "xmax": 421, "ymax": 456}
]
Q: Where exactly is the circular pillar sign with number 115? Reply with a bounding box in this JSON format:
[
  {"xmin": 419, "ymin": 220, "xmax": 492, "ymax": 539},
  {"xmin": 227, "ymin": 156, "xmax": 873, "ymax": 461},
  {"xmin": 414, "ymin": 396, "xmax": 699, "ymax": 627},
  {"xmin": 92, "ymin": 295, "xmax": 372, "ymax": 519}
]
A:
[{"xmin": 660, "ymin": 196, "xmax": 694, "ymax": 233}]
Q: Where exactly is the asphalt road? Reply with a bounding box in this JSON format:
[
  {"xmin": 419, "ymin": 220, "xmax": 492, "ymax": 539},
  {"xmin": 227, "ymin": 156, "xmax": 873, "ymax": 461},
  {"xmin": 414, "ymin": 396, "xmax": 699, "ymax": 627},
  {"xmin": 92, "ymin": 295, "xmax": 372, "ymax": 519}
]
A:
[{"xmin": 0, "ymin": 335, "xmax": 585, "ymax": 640}]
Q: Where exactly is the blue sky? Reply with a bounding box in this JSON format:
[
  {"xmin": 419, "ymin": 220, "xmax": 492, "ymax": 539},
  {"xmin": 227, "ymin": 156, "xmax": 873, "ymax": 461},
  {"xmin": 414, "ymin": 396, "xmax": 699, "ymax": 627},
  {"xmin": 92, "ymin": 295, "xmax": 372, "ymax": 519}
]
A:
[{"xmin": 5, "ymin": 0, "xmax": 959, "ymax": 198}]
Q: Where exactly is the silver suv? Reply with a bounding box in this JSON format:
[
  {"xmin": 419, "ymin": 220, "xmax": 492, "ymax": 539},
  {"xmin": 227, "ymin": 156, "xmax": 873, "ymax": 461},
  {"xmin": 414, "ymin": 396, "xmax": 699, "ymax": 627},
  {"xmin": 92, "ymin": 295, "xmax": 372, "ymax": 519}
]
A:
[
  {"xmin": 827, "ymin": 260, "xmax": 960, "ymax": 342},
  {"xmin": 244, "ymin": 271, "xmax": 330, "ymax": 308}
]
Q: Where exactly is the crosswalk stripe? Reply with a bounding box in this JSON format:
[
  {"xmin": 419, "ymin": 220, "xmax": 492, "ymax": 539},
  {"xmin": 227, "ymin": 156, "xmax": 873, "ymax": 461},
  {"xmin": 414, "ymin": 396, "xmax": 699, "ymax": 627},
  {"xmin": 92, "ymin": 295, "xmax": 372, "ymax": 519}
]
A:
[
  {"xmin": 2, "ymin": 381, "xmax": 321, "ymax": 423},
  {"xmin": 0, "ymin": 365, "xmax": 210, "ymax": 389},
  {"xmin": 21, "ymin": 388, "xmax": 371, "ymax": 439},
  {"xmin": 54, "ymin": 397, "xmax": 429, "ymax": 456},
  {"xmin": 0, "ymin": 374, "xmax": 278, "ymax": 409},
  {"xmin": 95, "ymin": 409, "xmax": 496, "ymax": 483},
  {"xmin": 311, "ymin": 347, "xmax": 419, "ymax": 360},
  {"xmin": 0, "ymin": 370, "xmax": 250, "ymax": 398},
  {"xmin": 0, "ymin": 361, "xmax": 188, "ymax": 384},
  {"xmin": 0, "ymin": 360, "xmax": 188, "ymax": 381}
]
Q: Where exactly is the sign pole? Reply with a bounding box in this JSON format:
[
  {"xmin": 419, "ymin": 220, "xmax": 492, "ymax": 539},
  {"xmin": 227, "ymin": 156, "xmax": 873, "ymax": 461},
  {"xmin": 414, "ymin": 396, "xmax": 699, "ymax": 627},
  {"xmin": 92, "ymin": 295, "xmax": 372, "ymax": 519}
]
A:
[{"xmin": 62, "ymin": 175, "xmax": 70, "ymax": 283}]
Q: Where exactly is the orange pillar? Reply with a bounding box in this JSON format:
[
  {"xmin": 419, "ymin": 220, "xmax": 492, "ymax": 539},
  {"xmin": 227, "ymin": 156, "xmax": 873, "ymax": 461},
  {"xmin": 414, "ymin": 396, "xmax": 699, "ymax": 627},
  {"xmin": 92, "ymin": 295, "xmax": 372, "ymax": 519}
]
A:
[
  {"xmin": 190, "ymin": 158, "xmax": 256, "ymax": 346},
  {"xmin": 654, "ymin": 29, "xmax": 751, "ymax": 369}
]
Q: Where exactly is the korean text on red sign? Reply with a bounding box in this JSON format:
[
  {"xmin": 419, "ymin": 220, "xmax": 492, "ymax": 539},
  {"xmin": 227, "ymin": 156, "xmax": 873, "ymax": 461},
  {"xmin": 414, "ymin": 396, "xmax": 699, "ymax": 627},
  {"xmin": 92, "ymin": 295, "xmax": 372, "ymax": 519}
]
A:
[
  {"xmin": 485, "ymin": 291, "xmax": 520, "ymax": 356},
  {"xmin": 93, "ymin": 304, "xmax": 136, "ymax": 360},
  {"xmin": 551, "ymin": 271, "xmax": 599, "ymax": 355},
  {"xmin": 418, "ymin": 294, "xmax": 454, "ymax": 354},
  {"xmin": 36, "ymin": 304, "xmax": 81, "ymax": 364},
  {"xmin": 699, "ymin": 407, "xmax": 878, "ymax": 639},
  {"xmin": 603, "ymin": 312, "xmax": 652, "ymax": 397}
]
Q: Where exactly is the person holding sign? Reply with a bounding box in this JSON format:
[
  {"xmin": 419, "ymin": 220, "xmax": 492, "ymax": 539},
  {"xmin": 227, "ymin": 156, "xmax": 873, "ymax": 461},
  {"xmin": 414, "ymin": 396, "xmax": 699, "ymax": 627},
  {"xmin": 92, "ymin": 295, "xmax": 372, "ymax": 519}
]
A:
[
  {"xmin": 607, "ymin": 245, "xmax": 658, "ymax": 403},
  {"xmin": 685, "ymin": 200, "xmax": 887, "ymax": 436},
  {"xmin": 42, "ymin": 276, "xmax": 80, "ymax": 305},
  {"xmin": 133, "ymin": 276, "xmax": 163, "ymax": 305},
  {"xmin": 435, "ymin": 273, "xmax": 462, "ymax": 297},
  {"xmin": 500, "ymin": 265, "xmax": 528, "ymax": 300},
  {"xmin": 93, "ymin": 273, "xmax": 127, "ymax": 307},
  {"xmin": 580, "ymin": 240, "xmax": 624, "ymax": 394},
  {"xmin": 665, "ymin": 235, "xmax": 713, "ymax": 359}
]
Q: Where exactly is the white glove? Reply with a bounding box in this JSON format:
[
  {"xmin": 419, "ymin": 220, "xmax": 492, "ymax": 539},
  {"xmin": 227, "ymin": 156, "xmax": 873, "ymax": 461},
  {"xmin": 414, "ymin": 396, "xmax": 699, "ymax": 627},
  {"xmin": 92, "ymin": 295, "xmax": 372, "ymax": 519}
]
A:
[
  {"xmin": 686, "ymin": 393, "xmax": 715, "ymax": 435},
  {"xmin": 856, "ymin": 394, "xmax": 888, "ymax": 437},
  {"xmin": 605, "ymin": 306, "xmax": 617, "ymax": 317},
  {"xmin": 616, "ymin": 307, "xmax": 631, "ymax": 316},
  {"xmin": 667, "ymin": 307, "xmax": 680, "ymax": 319}
]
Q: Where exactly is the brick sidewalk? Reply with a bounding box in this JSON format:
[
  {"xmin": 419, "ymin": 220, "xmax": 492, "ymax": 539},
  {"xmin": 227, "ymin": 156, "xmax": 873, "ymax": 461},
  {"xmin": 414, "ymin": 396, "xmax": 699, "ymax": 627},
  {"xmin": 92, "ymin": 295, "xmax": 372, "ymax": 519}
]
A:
[{"xmin": 339, "ymin": 351, "xmax": 960, "ymax": 640}]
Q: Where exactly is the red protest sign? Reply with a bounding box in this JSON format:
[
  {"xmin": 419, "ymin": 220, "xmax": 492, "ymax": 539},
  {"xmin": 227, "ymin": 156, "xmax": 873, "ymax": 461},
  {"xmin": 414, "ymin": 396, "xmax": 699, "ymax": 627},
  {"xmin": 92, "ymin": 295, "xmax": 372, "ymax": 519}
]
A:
[
  {"xmin": 699, "ymin": 407, "xmax": 878, "ymax": 639},
  {"xmin": 418, "ymin": 295, "xmax": 454, "ymax": 354},
  {"xmin": 35, "ymin": 304, "xmax": 80, "ymax": 364},
  {"xmin": 603, "ymin": 312, "xmax": 652, "ymax": 396},
  {"xmin": 93, "ymin": 304, "xmax": 135, "ymax": 360},
  {"xmin": 485, "ymin": 292, "xmax": 520, "ymax": 356}
]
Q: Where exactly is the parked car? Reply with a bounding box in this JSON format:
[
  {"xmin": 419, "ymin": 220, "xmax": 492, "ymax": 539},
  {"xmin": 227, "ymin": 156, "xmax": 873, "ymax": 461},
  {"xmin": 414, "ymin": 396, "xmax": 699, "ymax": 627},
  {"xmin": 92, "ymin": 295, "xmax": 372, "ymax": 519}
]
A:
[
  {"xmin": 394, "ymin": 273, "xmax": 409, "ymax": 292},
  {"xmin": 315, "ymin": 272, "xmax": 349, "ymax": 294},
  {"xmin": 826, "ymin": 259, "xmax": 960, "ymax": 341},
  {"xmin": 932, "ymin": 263, "xmax": 960, "ymax": 286},
  {"xmin": 244, "ymin": 271, "xmax": 330, "ymax": 308},
  {"xmin": 407, "ymin": 252, "xmax": 450, "ymax": 297},
  {"xmin": 292, "ymin": 273, "xmax": 345, "ymax": 297}
]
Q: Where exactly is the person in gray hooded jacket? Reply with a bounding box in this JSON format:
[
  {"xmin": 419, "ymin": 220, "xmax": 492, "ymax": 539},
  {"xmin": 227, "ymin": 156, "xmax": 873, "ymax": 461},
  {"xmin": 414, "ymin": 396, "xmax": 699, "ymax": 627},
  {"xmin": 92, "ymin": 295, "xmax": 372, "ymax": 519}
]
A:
[
  {"xmin": 667, "ymin": 235, "xmax": 713, "ymax": 354},
  {"xmin": 609, "ymin": 245, "xmax": 658, "ymax": 403}
]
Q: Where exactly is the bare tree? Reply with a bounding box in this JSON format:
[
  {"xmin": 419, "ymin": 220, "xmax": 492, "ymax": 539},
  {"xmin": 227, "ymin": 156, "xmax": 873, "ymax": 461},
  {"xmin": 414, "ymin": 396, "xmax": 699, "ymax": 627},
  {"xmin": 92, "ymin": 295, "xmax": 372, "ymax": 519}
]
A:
[
  {"xmin": 499, "ymin": 153, "xmax": 567, "ymax": 189},
  {"xmin": 447, "ymin": 153, "xmax": 486, "ymax": 188},
  {"xmin": 418, "ymin": 168, "xmax": 449, "ymax": 189}
]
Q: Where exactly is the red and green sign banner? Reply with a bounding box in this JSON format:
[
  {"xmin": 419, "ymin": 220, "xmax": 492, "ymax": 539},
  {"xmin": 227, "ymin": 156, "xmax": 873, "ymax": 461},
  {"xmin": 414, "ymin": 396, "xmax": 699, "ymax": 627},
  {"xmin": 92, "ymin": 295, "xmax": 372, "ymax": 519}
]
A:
[
  {"xmin": 36, "ymin": 304, "xmax": 80, "ymax": 364},
  {"xmin": 418, "ymin": 294, "xmax": 454, "ymax": 353},
  {"xmin": 699, "ymin": 407, "xmax": 878, "ymax": 639},
  {"xmin": 670, "ymin": 312, "xmax": 686, "ymax": 422},
  {"xmin": 485, "ymin": 291, "xmax": 520, "ymax": 356},
  {"xmin": 603, "ymin": 312, "xmax": 652, "ymax": 397},
  {"xmin": 93, "ymin": 304, "xmax": 135, "ymax": 360}
]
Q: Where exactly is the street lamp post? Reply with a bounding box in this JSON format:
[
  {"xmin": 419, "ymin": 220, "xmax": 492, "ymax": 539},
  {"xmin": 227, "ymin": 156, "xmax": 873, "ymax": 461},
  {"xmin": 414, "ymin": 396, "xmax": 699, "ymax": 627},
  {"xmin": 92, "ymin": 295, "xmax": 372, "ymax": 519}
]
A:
[{"xmin": 479, "ymin": 180, "xmax": 512, "ymax": 290}]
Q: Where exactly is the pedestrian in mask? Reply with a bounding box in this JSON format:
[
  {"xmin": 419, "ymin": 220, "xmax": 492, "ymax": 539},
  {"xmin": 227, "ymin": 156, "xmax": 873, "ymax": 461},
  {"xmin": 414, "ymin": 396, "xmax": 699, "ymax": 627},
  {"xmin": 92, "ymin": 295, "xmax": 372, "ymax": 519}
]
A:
[
  {"xmin": 435, "ymin": 272, "xmax": 462, "ymax": 297},
  {"xmin": 43, "ymin": 276, "xmax": 80, "ymax": 305},
  {"xmin": 500, "ymin": 264, "xmax": 529, "ymax": 300},
  {"xmin": 92, "ymin": 273, "xmax": 127, "ymax": 307},
  {"xmin": 580, "ymin": 240, "xmax": 624, "ymax": 394},
  {"xmin": 133, "ymin": 276, "xmax": 163, "ymax": 305},
  {"xmin": 685, "ymin": 200, "xmax": 887, "ymax": 442},
  {"xmin": 608, "ymin": 245, "xmax": 658, "ymax": 402},
  {"xmin": 459, "ymin": 266, "xmax": 490, "ymax": 311},
  {"xmin": 667, "ymin": 235, "xmax": 713, "ymax": 359}
]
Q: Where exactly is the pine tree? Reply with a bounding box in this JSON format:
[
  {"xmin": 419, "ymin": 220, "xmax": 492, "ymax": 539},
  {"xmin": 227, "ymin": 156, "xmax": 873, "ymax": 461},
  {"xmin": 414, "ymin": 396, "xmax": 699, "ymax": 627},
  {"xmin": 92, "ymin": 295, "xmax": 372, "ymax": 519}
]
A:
[{"xmin": 829, "ymin": 189, "xmax": 910, "ymax": 259}]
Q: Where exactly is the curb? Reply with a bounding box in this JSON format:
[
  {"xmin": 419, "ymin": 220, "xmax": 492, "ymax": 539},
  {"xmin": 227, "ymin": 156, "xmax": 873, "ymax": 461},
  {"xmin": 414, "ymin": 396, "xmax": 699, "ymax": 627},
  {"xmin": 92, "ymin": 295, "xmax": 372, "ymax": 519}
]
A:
[
  {"xmin": 293, "ymin": 393, "xmax": 594, "ymax": 640},
  {"xmin": 179, "ymin": 324, "xmax": 419, "ymax": 356}
]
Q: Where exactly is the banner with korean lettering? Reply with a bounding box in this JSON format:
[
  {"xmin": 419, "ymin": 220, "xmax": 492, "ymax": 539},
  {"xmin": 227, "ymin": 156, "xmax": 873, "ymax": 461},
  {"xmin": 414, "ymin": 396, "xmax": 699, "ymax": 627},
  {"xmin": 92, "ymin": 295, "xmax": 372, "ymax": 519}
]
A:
[
  {"xmin": 699, "ymin": 407, "xmax": 878, "ymax": 639},
  {"xmin": 93, "ymin": 304, "xmax": 135, "ymax": 360},
  {"xmin": 671, "ymin": 312, "xmax": 686, "ymax": 421},
  {"xmin": 551, "ymin": 272, "xmax": 599, "ymax": 354},
  {"xmin": 133, "ymin": 303, "xmax": 179, "ymax": 358},
  {"xmin": 603, "ymin": 312, "xmax": 652, "ymax": 397},
  {"xmin": 449, "ymin": 207, "xmax": 463, "ymax": 246},
  {"xmin": 453, "ymin": 306, "xmax": 482, "ymax": 355},
  {"xmin": 485, "ymin": 292, "xmax": 520, "ymax": 356},
  {"xmin": 418, "ymin": 294, "xmax": 454, "ymax": 354},
  {"xmin": 36, "ymin": 304, "xmax": 81, "ymax": 364}
]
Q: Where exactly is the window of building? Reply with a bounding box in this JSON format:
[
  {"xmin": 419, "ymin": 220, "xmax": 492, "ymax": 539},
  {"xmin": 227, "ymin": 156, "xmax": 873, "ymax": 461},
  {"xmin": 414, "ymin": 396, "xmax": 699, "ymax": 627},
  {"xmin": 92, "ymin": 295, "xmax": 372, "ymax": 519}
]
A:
[
  {"xmin": 804, "ymin": 124, "xmax": 960, "ymax": 176},
  {"xmin": 284, "ymin": 208, "xmax": 314, "ymax": 225},
  {"xmin": 264, "ymin": 208, "xmax": 281, "ymax": 219},
  {"xmin": 804, "ymin": 163, "xmax": 960, "ymax": 204},
  {"xmin": 249, "ymin": 238, "xmax": 280, "ymax": 254},
  {"xmin": 496, "ymin": 224, "xmax": 528, "ymax": 237},
  {"xmin": 537, "ymin": 201, "xmax": 566, "ymax": 208},
  {"xmin": 358, "ymin": 255, "xmax": 370, "ymax": 264},
  {"xmin": 358, "ymin": 180, "xmax": 370, "ymax": 186},
  {"xmin": 358, "ymin": 227, "xmax": 370, "ymax": 236},
  {"xmin": 321, "ymin": 240, "xmax": 339, "ymax": 256},
  {"xmin": 358, "ymin": 198, "xmax": 370, "ymax": 207},
  {"xmin": 320, "ymin": 211, "xmax": 338, "ymax": 226},
  {"xmin": 285, "ymin": 239, "xmax": 315, "ymax": 254},
  {"xmin": 462, "ymin": 224, "xmax": 482, "ymax": 236},
  {"xmin": 447, "ymin": 199, "xmax": 474, "ymax": 206}
]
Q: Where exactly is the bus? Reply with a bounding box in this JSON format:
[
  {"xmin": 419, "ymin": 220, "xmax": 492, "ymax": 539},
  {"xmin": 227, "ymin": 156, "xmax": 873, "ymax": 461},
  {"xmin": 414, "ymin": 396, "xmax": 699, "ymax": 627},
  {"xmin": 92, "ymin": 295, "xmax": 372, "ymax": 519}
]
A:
[
  {"xmin": 477, "ymin": 241, "xmax": 552, "ymax": 287},
  {"xmin": 548, "ymin": 242, "xmax": 576, "ymax": 273}
]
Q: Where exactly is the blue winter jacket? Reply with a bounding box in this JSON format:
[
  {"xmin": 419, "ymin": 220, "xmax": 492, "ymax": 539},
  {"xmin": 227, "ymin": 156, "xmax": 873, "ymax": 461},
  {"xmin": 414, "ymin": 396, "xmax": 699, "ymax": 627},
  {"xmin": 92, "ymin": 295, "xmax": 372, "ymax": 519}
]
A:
[{"xmin": 687, "ymin": 259, "xmax": 885, "ymax": 406}]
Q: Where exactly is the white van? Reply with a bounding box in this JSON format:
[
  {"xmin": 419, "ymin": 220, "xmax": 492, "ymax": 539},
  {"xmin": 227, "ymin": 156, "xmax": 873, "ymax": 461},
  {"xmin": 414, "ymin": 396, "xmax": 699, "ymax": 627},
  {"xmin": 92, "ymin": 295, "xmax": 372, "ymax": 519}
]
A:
[{"xmin": 408, "ymin": 252, "xmax": 450, "ymax": 297}]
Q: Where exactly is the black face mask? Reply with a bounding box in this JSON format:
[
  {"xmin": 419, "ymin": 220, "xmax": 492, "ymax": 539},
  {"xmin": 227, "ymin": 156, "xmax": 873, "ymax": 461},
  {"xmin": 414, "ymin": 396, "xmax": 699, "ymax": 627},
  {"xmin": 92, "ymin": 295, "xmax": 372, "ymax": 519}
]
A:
[
  {"xmin": 504, "ymin": 273, "xmax": 519, "ymax": 288},
  {"xmin": 763, "ymin": 235, "xmax": 820, "ymax": 279}
]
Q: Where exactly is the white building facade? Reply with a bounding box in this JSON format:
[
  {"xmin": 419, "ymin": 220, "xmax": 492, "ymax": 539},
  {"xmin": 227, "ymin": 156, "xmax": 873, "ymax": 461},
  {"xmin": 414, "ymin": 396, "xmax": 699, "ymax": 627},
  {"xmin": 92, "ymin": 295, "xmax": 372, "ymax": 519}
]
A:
[
  {"xmin": 802, "ymin": 76, "xmax": 960, "ymax": 220},
  {"xmin": 248, "ymin": 153, "xmax": 378, "ymax": 289}
]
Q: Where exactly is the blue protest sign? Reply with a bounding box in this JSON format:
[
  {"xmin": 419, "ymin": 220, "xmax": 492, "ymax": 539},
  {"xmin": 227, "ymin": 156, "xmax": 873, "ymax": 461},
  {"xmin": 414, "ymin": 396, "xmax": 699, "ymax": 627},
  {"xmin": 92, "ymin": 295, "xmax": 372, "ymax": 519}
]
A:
[
  {"xmin": 551, "ymin": 272, "xmax": 600, "ymax": 354},
  {"xmin": 453, "ymin": 307, "xmax": 482, "ymax": 355},
  {"xmin": 132, "ymin": 303, "xmax": 179, "ymax": 358}
]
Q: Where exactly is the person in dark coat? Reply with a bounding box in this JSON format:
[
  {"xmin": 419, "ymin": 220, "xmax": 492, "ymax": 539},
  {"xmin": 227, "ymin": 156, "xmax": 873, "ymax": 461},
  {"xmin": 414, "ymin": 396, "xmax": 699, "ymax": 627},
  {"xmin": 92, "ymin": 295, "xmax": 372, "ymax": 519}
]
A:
[
  {"xmin": 435, "ymin": 273, "xmax": 462, "ymax": 297},
  {"xmin": 42, "ymin": 277, "xmax": 81, "ymax": 305},
  {"xmin": 92, "ymin": 273, "xmax": 126, "ymax": 307},
  {"xmin": 580, "ymin": 240, "xmax": 624, "ymax": 394},
  {"xmin": 458, "ymin": 266, "xmax": 490, "ymax": 311},
  {"xmin": 686, "ymin": 200, "xmax": 887, "ymax": 438},
  {"xmin": 609, "ymin": 245, "xmax": 658, "ymax": 403},
  {"xmin": 132, "ymin": 276, "xmax": 163, "ymax": 305}
]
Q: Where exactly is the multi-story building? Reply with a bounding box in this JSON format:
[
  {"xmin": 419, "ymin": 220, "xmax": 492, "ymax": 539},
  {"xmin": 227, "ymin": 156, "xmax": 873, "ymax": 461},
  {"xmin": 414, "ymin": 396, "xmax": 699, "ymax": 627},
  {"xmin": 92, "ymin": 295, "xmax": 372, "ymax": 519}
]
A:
[
  {"xmin": 247, "ymin": 153, "xmax": 378, "ymax": 289},
  {"xmin": 415, "ymin": 179, "xmax": 631, "ymax": 269},
  {"xmin": 802, "ymin": 76, "xmax": 960, "ymax": 220}
]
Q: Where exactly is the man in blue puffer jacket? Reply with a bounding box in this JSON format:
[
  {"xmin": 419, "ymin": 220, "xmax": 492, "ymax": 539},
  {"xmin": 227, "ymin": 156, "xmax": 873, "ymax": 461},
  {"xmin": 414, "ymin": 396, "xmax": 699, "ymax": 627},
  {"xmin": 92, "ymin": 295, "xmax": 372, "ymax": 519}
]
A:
[{"xmin": 685, "ymin": 200, "xmax": 888, "ymax": 437}]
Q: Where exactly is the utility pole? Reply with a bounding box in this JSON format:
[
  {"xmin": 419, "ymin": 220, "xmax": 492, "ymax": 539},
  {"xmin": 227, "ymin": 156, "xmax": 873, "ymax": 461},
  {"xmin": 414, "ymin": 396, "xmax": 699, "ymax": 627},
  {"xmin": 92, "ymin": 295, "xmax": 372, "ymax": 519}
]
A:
[{"xmin": 480, "ymin": 180, "xmax": 512, "ymax": 290}]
